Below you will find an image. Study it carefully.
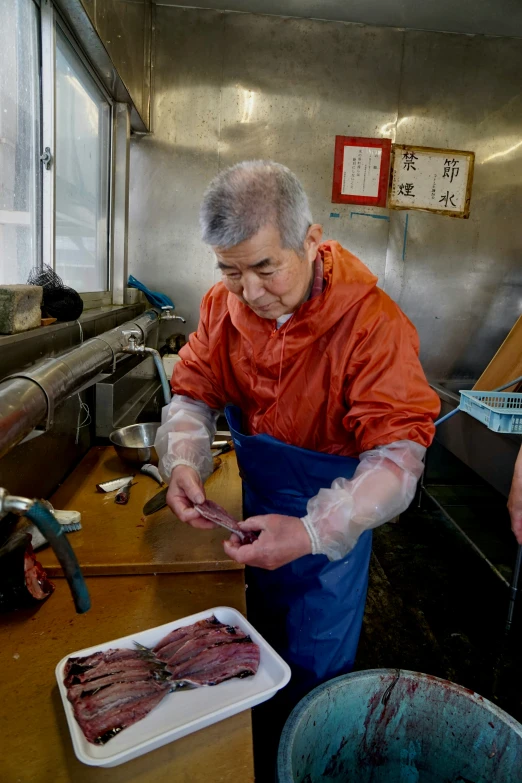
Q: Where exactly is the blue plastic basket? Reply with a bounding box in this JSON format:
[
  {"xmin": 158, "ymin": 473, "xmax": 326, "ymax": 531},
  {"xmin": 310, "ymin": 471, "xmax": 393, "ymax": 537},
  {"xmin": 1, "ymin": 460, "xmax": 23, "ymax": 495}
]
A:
[{"xmin": 459, "ymin": 390, "xmax": 522, "ymax": 433}]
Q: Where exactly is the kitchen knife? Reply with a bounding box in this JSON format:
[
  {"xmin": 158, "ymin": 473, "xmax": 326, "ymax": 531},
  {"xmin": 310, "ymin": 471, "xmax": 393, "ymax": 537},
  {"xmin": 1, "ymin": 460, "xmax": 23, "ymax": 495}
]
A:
[
  {"xmin": 143, "ymin": 486, "xmax": 168, "ymax": 516},
  {"xmin": 142, "ymin": 455, "xmax": 224, "ymax": 515}
]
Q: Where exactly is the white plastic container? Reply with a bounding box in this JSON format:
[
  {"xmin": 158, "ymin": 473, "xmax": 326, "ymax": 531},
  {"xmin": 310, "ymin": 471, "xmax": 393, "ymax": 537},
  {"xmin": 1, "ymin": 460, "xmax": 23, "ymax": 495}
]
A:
[{"xmin": 55, "ymin": 606, "xmax": 291, "ymax": 768}]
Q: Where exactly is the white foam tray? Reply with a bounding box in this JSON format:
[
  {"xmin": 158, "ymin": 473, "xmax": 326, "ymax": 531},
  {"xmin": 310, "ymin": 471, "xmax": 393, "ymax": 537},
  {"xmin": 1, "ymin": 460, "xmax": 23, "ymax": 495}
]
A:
[{"xmin": 56, "ymin": 606, "xmax": 291, "ymax": 767}]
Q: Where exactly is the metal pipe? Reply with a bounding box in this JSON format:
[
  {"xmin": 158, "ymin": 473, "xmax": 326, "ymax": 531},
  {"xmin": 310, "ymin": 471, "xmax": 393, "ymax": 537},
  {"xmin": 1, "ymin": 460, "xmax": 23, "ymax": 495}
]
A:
[
  {"xmin": 0, "ymin": 309, "xmax": 160, "ymax": 460},
  {"xmin": 505, "ymin": 544, "xmax": 522, "ymax": 633},
  {"xmin": 0, "ymin": 379, "xmax": 49, "ymax": 458},
  {"xmin": 494, "ymin": 375, "xmax": 522, "ymax": 392},
  {"xmin": 120, "ymin": 331, "xmax": 172, "ymax": 405},
  {"xmin": 434, "ymin": 407, "xmax": 460, "ymax": 427},
  {"xmin": 420, "ymin": 485, "xmax": 510, "ymax": 588}
]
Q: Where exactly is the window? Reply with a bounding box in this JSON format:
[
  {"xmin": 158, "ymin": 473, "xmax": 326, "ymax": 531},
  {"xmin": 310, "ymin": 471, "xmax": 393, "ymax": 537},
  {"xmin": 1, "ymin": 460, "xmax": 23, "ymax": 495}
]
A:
[
  {"xmin": 0, "ymin": 0, "xmax": 41, "ymax": 284},
  {"xmin": 0, "ymin": 0, "xmax": 114, "ymax": 300},
  {"xmin": 55, "ymin": 31, "xmax": 111, "ymax": 293}
]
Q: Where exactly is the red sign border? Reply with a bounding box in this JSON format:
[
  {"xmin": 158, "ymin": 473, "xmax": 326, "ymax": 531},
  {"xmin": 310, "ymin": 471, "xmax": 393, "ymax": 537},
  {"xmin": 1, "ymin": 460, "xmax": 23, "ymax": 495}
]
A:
[{"xmin": 331, "ymin": 136, "xmax": 391, "ymax": 207}]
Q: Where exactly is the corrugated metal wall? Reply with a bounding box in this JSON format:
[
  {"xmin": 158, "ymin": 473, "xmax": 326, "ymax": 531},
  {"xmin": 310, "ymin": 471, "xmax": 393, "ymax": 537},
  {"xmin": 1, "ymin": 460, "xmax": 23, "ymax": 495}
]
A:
[{"xmin": 128, "ymin": 7, "xmax": 522, "ymax": 382}]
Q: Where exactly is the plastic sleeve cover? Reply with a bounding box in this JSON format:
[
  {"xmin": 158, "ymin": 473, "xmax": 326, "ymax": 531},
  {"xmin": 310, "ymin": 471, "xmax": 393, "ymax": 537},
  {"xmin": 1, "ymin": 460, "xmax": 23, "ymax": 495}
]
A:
[
  {"xmin": 301, "ymin": 440, "xmax": 426, "ymax": 561},
  {"xmin": 154, "ymin": 394, "xmax": 219, "ymax": 483}
]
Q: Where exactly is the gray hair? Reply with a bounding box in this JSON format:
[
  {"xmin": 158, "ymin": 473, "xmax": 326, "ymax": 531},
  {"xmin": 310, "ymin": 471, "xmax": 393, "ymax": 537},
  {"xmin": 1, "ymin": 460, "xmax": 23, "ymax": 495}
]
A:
[{"xmin": 200, "ymin": 160, "xmax": 313, "ymax": 252}]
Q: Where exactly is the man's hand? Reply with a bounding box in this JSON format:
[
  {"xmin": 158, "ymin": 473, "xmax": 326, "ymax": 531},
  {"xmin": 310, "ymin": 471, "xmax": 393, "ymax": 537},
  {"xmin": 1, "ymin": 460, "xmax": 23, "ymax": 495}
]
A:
[
  {"xmin": 223, "ymin": 514, "xmax": 312, "ymax": 570},
  {"xmin": 508, "ymin": 446, "xmax": 522, "ymax": 544},
  {"xmin": 166, "ymin": 465, "xmax": 215, "ymax": 529}
]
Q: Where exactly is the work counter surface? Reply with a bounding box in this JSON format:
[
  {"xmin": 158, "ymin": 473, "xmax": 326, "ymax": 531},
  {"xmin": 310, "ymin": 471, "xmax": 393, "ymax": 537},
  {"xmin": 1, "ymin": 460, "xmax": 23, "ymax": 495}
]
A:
[
  {"xmin": 0, "ymin": 571, "xmax": 254, "ymax": 783},
  {"xmin": 40, "ymin": 446, "xmax": 244, "ymax": 576}
]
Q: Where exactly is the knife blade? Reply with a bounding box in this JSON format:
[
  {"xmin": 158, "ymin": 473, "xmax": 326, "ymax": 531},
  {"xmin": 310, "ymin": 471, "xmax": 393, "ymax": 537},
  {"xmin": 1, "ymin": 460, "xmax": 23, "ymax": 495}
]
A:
[
  {"xmin": 142, "ymin": 455, "xmax": 224, "ymax": 516},
  {"xmin": 143, "ymin": 487, "xmax": 168, "ymax": 516}
]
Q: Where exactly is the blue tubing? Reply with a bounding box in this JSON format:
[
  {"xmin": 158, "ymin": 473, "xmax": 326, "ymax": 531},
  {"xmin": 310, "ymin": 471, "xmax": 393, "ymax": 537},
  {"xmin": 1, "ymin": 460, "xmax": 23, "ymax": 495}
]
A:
[
  {"xmin": 151, "ymin": 351, "xmax": 172, "ymax": 406},
  {"xmin": 24, "ymin": 501, "xmax": 91, "ymax": 614},
  {"xmin": 434, "ymin": 407, "xmax": 461, "ymax": 427}
]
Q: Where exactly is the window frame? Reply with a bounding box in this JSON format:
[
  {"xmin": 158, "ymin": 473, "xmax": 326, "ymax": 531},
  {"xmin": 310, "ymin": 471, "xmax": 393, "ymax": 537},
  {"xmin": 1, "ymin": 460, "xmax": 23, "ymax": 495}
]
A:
[
  {"xmin": 0, "ymin": 0, "xmax": 43, "ymax": 287},
  {"xmin": 39, "ymin": 0, "xmax": 118, "ymax": 307}
]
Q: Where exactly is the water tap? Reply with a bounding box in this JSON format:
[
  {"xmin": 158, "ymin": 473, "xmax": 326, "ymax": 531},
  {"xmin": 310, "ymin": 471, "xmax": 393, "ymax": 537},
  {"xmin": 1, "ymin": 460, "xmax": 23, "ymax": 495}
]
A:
[{"xmin": 160, "ymin": 306, "xmax": 186, "ymax": 324}]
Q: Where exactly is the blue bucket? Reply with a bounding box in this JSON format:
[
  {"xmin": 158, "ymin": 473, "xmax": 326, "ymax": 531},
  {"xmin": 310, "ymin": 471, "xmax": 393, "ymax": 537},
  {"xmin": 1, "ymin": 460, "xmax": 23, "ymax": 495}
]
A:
[{"xmin": 277, "ymin": 669, "xmax": 522, "ymax": 782}]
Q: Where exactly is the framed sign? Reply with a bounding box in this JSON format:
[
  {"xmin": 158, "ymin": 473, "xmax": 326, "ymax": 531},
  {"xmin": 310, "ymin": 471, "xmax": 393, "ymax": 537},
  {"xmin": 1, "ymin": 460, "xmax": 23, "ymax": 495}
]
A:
[
  {"xmin": 332, "ymin": 136, "xmax": 391, "ymax": 207},
  {"xmin": 389, "ymin": 145, "xmax": 475, "ymax": 218}
]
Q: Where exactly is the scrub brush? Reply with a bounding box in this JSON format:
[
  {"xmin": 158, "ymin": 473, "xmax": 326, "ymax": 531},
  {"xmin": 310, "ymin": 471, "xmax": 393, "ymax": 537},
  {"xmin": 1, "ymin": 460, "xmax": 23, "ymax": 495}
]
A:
[
  {"xmin": 40, "ymin": 502, "xmax": 82, "ymax": 532},
  {"xmin": 17, "ymin": 502, "xmax": 82, "ymax": 551},
  {"xmin": 51, "ymin": 509, "xmax": 82, "ymax": 532},
  {"xmin": 41, "ymin": 501, "xmax": 82, "ymax": 532}
]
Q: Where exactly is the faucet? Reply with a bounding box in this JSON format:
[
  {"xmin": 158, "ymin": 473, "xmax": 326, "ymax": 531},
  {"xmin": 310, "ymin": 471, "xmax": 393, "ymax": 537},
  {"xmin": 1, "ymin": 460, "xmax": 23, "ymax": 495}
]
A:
[
  {"xmin": 0, "ymin": 488, "xmax": 91, "ymax": 613},
  {"xmin": 159, "ymin": 305, "xmax": 186, "ymax": 324},
  {"xmin": 121, "ymin": 330, "xmax": 172, "ymax": 405}
]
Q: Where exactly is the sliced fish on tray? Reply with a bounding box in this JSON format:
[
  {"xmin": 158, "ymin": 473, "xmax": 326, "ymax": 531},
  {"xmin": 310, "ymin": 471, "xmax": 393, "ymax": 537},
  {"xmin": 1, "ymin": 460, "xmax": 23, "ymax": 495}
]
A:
[
  {"xmin": 63, "ymin": 615, "xmax": 260, "ymax": 744},
  {"xmin": 167, "ymin": 639, "xmax": 260, "ymax": 686},
  {"xmin": 64, "ymin": 648, "xmax": 171, "ymax": 744}
]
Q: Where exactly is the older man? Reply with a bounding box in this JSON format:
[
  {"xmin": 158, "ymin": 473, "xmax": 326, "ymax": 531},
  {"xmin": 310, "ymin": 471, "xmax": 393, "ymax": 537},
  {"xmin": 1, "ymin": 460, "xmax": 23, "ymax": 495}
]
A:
[{"xmin": 155, "ymin": 161, "xmax": 440, "ymax": 694}]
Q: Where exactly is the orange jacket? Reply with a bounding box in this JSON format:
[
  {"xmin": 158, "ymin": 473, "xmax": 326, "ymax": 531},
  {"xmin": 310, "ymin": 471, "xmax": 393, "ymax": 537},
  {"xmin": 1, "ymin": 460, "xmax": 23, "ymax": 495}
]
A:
[{"xmin": 172, "ymin": 242, "xmax": 440, "ymax": 456}]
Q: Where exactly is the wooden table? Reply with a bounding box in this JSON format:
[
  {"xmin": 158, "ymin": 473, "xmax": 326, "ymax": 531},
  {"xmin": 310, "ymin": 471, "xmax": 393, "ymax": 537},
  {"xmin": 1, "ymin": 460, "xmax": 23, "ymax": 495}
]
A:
[
  {"xmin": 0, "ymin": 573, "xmax": 254, "ymax": 783},
  {"xmin": 40, "ymin": 447, "xmax": 244, "ymax": 575},
  {"xmin": 2, "ymin": 446, "xmax": 255, "ymax": 783}
]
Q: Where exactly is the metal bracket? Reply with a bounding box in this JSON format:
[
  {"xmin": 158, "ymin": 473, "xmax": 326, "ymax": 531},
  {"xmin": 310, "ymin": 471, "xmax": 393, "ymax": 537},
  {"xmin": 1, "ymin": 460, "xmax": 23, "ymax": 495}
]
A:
[
  {"xmin": 121, "ymin": 329, "xmax": 142, "ymax": 339},
  {"xmin": 40, "ymin": 147, "xmax": 52, "ymax": 170}
]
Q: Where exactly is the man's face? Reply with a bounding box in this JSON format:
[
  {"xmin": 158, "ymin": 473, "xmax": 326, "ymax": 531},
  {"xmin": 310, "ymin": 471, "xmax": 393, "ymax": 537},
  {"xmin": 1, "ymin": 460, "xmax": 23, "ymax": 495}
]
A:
[{"xmin": 214, "ymin": 223, "xmax": 323, "ymax": 320}]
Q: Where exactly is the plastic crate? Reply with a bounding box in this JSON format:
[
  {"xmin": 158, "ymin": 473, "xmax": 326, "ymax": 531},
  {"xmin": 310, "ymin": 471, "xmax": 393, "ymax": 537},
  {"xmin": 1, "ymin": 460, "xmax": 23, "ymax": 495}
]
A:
[{"xmin": 459, "ymin": 391, "xmax": 522, "ymax": 434}]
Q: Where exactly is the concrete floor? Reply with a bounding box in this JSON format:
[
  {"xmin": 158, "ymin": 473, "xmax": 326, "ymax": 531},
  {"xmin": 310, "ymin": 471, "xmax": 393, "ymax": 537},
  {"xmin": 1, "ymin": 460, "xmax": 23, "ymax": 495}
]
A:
[
  {"xmin": 253, "ymin": 502, "xmax": 522, "ymax": 780},
  {"xmin": 357, "ymin": 505, "xmax": 522, "ymax": 723}
]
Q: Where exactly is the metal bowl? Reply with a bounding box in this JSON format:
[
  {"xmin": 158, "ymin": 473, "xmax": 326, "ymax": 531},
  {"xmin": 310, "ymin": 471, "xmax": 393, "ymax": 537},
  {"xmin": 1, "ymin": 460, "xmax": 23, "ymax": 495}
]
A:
[{"xmin": 109, "ymin": 423, "xmax": 160, "ymax": 465}]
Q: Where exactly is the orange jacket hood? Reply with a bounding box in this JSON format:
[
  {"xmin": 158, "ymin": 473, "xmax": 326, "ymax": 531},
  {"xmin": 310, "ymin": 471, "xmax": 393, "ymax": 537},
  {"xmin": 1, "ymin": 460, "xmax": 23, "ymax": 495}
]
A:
[{"xmin": 226, "ymin": 241, "xmax": 378, "ymax": 370}]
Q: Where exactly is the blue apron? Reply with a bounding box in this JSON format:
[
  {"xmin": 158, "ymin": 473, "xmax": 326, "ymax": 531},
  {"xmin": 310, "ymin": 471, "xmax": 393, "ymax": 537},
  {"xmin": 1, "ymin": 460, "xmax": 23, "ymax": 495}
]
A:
[{"xmin": 225, "ymin": 405, "xmax": 372, "ymax": 697}]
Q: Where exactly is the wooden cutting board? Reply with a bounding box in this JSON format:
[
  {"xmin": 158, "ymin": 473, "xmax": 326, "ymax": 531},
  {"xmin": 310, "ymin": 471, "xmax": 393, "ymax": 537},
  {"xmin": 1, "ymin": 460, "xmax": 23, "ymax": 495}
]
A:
[
  {"xmin": 40, "ymin": 446, "xmax": 244, "ymax": 576},
  {"xmin": 473, "ymin": 314, "xmax": 522, "ymax": 391}
]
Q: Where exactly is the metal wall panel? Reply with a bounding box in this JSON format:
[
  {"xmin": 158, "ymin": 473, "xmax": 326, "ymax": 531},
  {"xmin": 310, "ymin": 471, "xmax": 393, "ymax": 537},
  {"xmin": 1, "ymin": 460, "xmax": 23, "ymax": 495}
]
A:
[
  {"xmin": 156, "ymin": 0, "xmax": 522, "ymax": 40},
  {"xmin": 129, "ymin": 9, "xmax": 401, "ymax": 333},
  {"xmin": 58, "ymin": 0, "xmax": 151, "ymax": 129},
  {"xmin": 129, "ymin": 9, "xmax": 522, "ymax": 380},
  {"xmin": 384, "ymin": 31, "xmax": 522, "ymax": 380},
  {"xmin": 94, "ymin": 0, "xmax": 152, "ymax": 123},
  {"xmin": 219, "ymin": 13, "xmax": 401, "ymax": 283},
  {"xmin": 128, "ymin": 7, "xmax": 225, "ymax": 333}
]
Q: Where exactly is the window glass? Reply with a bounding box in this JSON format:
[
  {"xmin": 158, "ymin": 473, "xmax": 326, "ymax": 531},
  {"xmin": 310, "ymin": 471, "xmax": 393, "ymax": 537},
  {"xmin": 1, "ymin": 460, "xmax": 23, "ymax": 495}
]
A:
[
  {"xmin": 55, "ymin": 30, "xmax": 110, "ymax": 293},
  {"xmin": 0, "ymin": 0, "xmax": 41, "ymax": 284}
]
